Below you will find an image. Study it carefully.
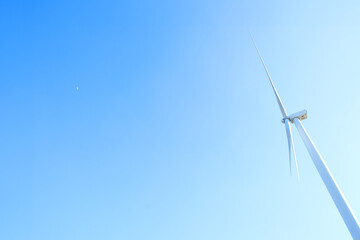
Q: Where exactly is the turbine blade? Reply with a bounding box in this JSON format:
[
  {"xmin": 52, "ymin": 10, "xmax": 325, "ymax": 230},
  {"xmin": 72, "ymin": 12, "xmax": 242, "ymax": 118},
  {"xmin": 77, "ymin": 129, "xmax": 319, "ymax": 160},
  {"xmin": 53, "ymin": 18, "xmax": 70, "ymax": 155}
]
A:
[
  {"xmin": 284, "ymin": 119, "xmax": 292, "ymax": 175},
  {"xmin": 284, "ymin": 119, "xmax": 300, "ymax": 180},
  {"xmin": 250, "ymin": 34, "xmax": 288, "ymax": 118}
]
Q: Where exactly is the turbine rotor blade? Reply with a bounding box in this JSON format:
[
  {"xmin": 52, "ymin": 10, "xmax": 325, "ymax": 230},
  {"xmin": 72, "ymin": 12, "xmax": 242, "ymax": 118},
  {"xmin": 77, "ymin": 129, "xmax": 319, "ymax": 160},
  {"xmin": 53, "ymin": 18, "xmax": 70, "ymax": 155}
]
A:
[
  {"xmin": 251, "ymin": 34, "xmax": 288, "ymax": 118},
  {"xmin": 284, "ymin": 119, "xmax": 292, "ymax": 175},
  {"xmin": 284, "ymin": 119, "xmax": 300, "ymax": 180}
]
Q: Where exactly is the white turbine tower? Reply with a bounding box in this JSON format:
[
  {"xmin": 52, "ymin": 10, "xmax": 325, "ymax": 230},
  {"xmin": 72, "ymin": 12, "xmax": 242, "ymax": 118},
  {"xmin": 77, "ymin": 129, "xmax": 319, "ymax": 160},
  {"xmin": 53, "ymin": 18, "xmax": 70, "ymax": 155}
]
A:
[{"xmin": 252, "ymin": 36, "xmax": 360, "ymax": 239}]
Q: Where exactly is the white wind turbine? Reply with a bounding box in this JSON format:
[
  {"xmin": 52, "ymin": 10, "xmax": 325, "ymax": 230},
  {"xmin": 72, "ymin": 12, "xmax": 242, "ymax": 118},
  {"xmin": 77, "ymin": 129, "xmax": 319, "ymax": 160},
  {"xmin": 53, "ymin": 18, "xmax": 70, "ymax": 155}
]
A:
[{"xmin": 251, "ymin": 36, "xmax": 360, "ymax": 239}]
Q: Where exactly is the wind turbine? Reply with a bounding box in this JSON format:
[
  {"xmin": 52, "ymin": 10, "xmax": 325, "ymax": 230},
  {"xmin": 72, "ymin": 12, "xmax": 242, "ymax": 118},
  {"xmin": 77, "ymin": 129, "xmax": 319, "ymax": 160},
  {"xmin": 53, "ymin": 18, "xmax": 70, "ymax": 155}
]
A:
[{"xmin": 251, "ymin": 36, "xmax": 360, "ymax": 239}]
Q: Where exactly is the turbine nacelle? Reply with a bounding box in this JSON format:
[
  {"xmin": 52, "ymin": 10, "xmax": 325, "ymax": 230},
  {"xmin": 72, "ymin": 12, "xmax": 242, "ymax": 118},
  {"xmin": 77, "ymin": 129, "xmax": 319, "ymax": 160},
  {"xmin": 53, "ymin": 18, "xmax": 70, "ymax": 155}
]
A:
[{"xmin": 281, "ymin": 110, "xmax": 308, "ymax": 124}]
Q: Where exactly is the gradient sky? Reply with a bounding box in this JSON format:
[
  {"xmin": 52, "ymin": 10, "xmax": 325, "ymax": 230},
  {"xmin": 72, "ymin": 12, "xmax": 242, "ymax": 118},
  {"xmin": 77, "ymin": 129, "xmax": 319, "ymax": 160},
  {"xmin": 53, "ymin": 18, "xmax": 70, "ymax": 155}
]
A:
[{"xmin": 1, "ymin": 1, "xmax": 360, "ymax": 239}]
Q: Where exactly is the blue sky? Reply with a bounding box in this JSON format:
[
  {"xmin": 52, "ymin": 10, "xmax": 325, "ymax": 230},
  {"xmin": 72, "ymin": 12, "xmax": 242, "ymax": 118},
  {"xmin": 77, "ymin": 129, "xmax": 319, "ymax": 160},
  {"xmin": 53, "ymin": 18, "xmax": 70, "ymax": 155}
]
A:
[{"xmin": 1, "ymin": 1, "xmax": 360, "ymax": 239}]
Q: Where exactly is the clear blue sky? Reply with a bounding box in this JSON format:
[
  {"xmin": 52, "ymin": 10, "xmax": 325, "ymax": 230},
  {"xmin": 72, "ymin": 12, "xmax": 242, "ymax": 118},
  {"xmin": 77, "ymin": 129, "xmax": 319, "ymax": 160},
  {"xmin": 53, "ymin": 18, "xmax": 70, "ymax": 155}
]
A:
[{"xmin": 1, "ymin": 1, "xmax": 360, "ymax": 239}]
